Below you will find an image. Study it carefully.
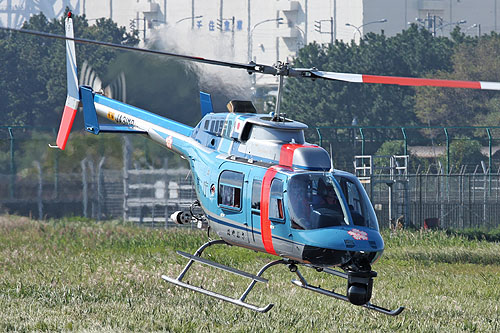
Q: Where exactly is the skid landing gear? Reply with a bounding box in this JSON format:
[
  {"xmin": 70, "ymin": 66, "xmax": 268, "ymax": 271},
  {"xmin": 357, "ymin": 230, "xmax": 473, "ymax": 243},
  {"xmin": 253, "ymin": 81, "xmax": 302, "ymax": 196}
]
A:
[
  {"xmin": 291, "ymin": 265, "xmax": 405, "ymax": 316},
  {"xmin": 162, "ymin": 240, "xmax": 404, "ymax": 316},
  {"xmin": 161, "ymin": 240, "xmax": 285, "ymax": 313}
]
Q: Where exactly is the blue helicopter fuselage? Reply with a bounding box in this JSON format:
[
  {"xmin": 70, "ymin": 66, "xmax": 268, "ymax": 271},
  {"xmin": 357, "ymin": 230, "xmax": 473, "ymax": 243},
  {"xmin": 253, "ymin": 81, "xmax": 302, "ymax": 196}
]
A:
[{"xmin": 89, "ymin": 92, "xmax": 384, "ymax": 268}]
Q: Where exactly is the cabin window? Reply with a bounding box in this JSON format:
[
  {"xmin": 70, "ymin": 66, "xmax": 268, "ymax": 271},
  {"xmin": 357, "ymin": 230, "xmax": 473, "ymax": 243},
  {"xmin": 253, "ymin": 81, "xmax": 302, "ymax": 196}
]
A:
[
  {"xmin": 204, "ymin": 120, "xmax": 209, "ymax": 130},
  {"xmin": 251, "ymin": 180, "xmax": 262, "ymax": 210},
  {"xmin": 221, "ymin": 121, "xmax": 227, "ymax": 136},
  {"xmin": 222, "ymin": 120, "xmax": 232, "ymax": 137},
  {"xmin": 210, "ymin": 121, "xmax": 216, "ymax": 133},
  {"xmin": 217, "ymin": 120, "xmax": 223, "ymax": 135},
  {"xmin": 218, "ymin": 170, "xmax": 244, "ymax": 210},
  {"xmin": 269, "ymin": 179, "xmax": 284, "ymax": 221}
]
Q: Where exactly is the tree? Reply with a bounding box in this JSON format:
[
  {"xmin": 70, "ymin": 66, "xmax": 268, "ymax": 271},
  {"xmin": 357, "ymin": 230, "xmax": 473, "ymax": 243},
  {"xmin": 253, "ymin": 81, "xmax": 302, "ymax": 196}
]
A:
[
  {"xmin": 0, "ymin": 11, "xmax": 138, "ymax": 127},
  {"xmin": 282, "ymin": 25, "xmax": 454, "ymax": 130},
  {"xmin": 445, "ymin": 137, "xmax": 485, "ymax": 172},
  {"xmin": 415, "ymin": 32, "xmax": 500, "ymax": 128},
  {"xmin": 281, "ymin": 26, "xmax": 455, "ymax": 168}
]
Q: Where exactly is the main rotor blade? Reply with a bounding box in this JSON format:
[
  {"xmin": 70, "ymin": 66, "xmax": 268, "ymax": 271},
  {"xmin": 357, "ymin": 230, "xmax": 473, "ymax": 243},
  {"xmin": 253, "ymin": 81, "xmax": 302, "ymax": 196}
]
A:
[
  {"xmin": 4, "ymin": 26, "xmax": 500, "ymax": 91},
  {"xmin": 309, "ymin": 70, "xmax": 500, "ymax": 91},
  {"xmin": 0, "ymin": 26, "xmax": 277, "ymax": 75}
]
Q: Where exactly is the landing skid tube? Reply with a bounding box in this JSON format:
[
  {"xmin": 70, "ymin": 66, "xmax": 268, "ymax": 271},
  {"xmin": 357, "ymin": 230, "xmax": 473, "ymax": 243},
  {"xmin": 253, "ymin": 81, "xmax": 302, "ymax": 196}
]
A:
[
  {"xmin": 291, "ymin": 266, "xmax": 405, "ymax": 316},
  {"xmin": 161, "ymin": 239, "xmax": 285, "ymax": 313}
]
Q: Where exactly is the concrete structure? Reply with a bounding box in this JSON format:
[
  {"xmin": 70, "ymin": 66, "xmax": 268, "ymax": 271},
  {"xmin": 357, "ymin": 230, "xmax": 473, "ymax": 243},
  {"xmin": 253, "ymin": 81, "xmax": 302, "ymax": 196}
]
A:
[{"xmin": 1, "ymin": 0, "xmax": 498, "ymax": 88}]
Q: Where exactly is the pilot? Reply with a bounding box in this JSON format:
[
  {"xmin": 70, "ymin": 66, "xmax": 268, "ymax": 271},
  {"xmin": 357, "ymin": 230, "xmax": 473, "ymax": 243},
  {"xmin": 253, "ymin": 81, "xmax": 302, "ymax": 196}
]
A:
[
  {"xmin": 317, "ymin": 179, "xmax": 342, "ymax": 211},
  {"xmin": 325, "ymin": 185, "xmax": 339, "ymax": 205},
  {"xmin": 313, "ymin": 178, "xmax": 328, "ymax": 207}
]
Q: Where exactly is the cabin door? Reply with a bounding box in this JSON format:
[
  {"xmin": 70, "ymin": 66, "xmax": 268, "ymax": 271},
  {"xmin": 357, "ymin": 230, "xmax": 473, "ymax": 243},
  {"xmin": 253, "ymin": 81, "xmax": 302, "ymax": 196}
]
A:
[{"xmin": 248, "ymin": 170, "xmax": 291, "ymax": 255}]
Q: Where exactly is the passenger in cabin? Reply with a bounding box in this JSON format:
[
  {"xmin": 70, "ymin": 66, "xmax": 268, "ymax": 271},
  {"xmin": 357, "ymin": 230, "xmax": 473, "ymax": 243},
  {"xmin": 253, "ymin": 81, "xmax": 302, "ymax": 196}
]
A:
[{"xmin": 289, "ymin": 177, "xmax": 312, "ymax": 229}]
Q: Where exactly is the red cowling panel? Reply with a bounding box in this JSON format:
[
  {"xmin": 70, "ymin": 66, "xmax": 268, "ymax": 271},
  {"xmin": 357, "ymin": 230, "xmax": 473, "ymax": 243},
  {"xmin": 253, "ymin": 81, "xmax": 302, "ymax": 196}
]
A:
[
  {"xmin": 279, "ymin": 143, "xmax": 318, "ymax": 168},
  {"xmin": 56, "ymin": 105, "xmax": 77, "ymax": 150},
  {"xmin": 260, "ymin": 167, "xmax": 278, "ymax": 255},
  {"xmin": 362, "ymin": 75, "xmax": 482, "ymax": 89}
]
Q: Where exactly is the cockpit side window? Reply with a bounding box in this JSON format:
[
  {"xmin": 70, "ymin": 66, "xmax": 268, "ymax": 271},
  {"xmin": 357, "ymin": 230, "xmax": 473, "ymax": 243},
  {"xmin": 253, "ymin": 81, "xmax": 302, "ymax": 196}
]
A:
[
  {"xmin": 269, "ymin": 179, "xmax": 284, "ymax": 222},
  {"xmin": 335, "ymin": 175, "xmax": 379, "ymax": 230}
]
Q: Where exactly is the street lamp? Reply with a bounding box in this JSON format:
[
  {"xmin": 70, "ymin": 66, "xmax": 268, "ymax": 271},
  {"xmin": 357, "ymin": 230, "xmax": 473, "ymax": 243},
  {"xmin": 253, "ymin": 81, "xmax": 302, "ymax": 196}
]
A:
[
  {"xmin": 345, "ymin": 18, "xmax": 387, "ymax": 40},
  {"xmin": 465, "ymin": 23, "xmax": 481, "ymax": 37},
  {"xmin": 176, "ymin": 15, "xmax": 203, "ymax": 24},
  {"xmin": 295, "ymin": 25, "xmax": 306, "ymax": 49},
  {"xmin": 438, "ymin": 19, "xmax": 466, "ymax": 35},
  {"xmin": 176, "ymin": 15, "xmax": 203, "ymax": 30},
  {"xmin": 248, "ymin": 17, "xmax": 284, "ymax": 62}
]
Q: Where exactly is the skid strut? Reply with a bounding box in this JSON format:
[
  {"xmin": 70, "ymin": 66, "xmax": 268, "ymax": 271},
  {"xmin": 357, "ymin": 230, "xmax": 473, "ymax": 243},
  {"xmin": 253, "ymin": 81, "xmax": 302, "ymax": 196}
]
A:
[
  {"xmin": 291, "ymin": 266, "xmax": 405, "ymax": 316},
  {"xmin": 161, "ymin": 239, "xmax": 287, "ymax": 313}
]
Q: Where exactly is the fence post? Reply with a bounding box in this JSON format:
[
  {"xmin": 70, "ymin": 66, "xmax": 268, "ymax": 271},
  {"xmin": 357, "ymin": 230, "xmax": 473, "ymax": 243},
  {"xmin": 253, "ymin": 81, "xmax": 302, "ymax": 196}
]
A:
[
  {"xmin": 97, "ymin": 157, "xmax": 106, "ymax": 221},
  {"xmin": 487, "ymin": 128, "xmax": 492, "ymax": 195},
  {"xmin": 8, "ymin": 127, "xmax": 15, "ymax": 199},
  {"xmin": 34, "ymin": 161, "xmax": 43, "ymax": 220},
  {"xmin": 53, "ymin": 128, "xmax": 59, "ymax": 199},
  {"xmin": 81, "ymin": 158, "xmax": 88, "ymax": 218},
  {"xmin": 315, "ymin": 128, "xmax": 322, "ymax": 146},
  {"xmin": 444, "ymin": 128, "xmax": 449, "ymax": 175},
  {"xmin": 89, "ymin": 161, "xmax": 96, "ymax": 219},
  {"xmin": 481, "ymin": 161, "xmax": 487, "ymax": 226},
  {"xmin": 401, "ymin": 128, "xmax": 407, "ymax": 156},
  {"xmin": 123, "ymin": 136, "xmax": 131, "ymax": 221},
  {"xmin": 359, "ymin": 128, "xmax": 365, "ymax": 156}
]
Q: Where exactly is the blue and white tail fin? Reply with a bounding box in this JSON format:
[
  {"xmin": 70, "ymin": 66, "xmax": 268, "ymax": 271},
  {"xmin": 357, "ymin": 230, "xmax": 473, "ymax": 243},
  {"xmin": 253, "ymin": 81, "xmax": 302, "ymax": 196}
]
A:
[{"xmin": 50, "ymin": 12, "xmax": 79, "ymax": 150}]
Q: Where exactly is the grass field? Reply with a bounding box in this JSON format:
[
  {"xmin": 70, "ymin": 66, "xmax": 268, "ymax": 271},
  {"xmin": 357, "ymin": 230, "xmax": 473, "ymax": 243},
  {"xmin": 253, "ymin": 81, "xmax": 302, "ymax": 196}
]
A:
[{"xmin": 1, "ymin": 215, "xmax": 499, "ymax": 332}]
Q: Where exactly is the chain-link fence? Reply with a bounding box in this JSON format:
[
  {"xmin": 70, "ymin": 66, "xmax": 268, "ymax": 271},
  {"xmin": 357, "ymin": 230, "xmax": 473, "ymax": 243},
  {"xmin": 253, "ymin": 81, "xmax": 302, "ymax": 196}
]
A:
[
  {"xmin": 367, "ymin": 172, "xmax": 500, "ymax": 230},
  {"xmin": 2, "ymin": 127, "xmax": 500, "ymax": 230}
]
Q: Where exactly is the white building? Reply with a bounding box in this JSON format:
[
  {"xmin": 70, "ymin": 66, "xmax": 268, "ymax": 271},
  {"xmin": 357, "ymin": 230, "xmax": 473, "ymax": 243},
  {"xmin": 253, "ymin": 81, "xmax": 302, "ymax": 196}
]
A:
[{"xmin": 1, "ymin": 0, "xmax": 498, "ymax": 88}]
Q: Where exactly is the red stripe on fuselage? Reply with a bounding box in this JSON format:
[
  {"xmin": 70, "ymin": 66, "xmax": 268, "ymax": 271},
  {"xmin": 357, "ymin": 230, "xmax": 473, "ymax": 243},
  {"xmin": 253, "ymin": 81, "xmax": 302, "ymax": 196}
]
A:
[
  {"xmin": 279, "ymin": 143, "xmax": 317, "ymax": 167},
  {"xmin": 56, "ymin": 105, "xmax": 77, "ymax": 150},
  {"xmin": 260, "ymin": 166, "xmax": 278, "ymax": 255}
]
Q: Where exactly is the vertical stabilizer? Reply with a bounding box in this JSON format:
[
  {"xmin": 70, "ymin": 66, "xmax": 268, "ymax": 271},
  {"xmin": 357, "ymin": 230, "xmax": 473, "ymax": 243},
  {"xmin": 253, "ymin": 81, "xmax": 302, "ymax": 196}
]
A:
[{"xmin": 199, "ymin": 91, "xmax": 214, "ymax": 117}]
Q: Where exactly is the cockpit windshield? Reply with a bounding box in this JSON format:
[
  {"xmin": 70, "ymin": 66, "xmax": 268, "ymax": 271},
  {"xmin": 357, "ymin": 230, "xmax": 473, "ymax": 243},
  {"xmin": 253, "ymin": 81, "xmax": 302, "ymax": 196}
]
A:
[
  {"xmin": 287, "ymin": 173, "xmax": 379, "ymax": 230},
  {"xmin": 287, "ymin": 173, "xmax": 348, "ymax": 230}
]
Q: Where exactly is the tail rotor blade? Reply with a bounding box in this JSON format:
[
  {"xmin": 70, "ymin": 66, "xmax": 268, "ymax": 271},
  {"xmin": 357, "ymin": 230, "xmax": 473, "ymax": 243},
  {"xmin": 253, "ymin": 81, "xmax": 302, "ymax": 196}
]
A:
[
  {"xmin": 55, "ymin": 96, "xmax": 79, "ymax": 150},
  {"xmin": 51, "ymin": 12, "xmax": 80, "ymax": 150}
]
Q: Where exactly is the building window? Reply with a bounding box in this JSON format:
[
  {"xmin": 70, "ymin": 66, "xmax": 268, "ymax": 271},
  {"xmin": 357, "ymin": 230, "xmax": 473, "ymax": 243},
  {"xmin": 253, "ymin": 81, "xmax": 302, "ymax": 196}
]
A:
[{"xmin": 218, "ymin": 170, "xmax": 244, "ymax": 210}]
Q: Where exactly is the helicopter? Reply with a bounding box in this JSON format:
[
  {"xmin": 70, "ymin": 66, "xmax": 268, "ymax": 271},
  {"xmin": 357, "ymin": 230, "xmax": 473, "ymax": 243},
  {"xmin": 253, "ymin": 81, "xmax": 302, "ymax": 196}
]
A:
[{"xmin": 3, "ymin": 13, "xmax": 500, "ymax": 316}]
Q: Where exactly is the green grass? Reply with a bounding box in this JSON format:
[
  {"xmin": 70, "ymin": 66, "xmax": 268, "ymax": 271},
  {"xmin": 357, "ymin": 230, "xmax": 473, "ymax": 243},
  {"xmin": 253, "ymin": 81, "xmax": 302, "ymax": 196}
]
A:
[{"xmin": 1, "ymin": 216, "xmax": 499, "ymax": 332}]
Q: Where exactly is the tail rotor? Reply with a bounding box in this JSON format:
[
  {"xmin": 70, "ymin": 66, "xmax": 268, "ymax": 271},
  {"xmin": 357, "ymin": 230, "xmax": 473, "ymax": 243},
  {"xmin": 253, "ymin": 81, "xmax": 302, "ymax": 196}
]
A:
[{"xmin": 50, "ymin": 12, "xmax": 80, "ymax": 150}]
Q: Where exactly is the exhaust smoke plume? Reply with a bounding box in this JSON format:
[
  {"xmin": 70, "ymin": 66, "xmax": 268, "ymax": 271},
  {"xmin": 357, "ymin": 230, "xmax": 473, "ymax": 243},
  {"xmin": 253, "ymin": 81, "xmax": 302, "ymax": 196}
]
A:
[{"xmin": 149, "ymin": 24, "xmax": 254, "ymax": 106}]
